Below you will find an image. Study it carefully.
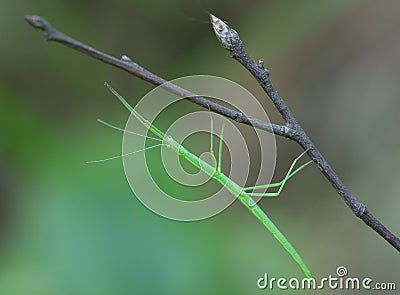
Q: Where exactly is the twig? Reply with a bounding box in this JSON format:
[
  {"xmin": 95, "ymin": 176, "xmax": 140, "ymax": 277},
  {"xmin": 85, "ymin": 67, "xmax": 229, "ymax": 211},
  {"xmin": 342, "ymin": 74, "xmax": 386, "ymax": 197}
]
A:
[
  {"xmin": 24, "ymin": 15, "xmax": 285, "ymax": 137},
  {"xmin": 25, "ymin": 14, "xmax": 400, "ymax": 251},
  {"xmin": 210, "ymin": 14, "xmax": 400, "ymax": 251}
]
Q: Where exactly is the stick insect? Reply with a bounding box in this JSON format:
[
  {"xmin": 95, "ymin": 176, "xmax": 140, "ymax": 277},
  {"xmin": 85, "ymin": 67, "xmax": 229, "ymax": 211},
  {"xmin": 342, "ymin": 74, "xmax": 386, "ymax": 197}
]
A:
[{"xmin": 99, "ymin": 82, "xmax": 313, "ymax": 278}]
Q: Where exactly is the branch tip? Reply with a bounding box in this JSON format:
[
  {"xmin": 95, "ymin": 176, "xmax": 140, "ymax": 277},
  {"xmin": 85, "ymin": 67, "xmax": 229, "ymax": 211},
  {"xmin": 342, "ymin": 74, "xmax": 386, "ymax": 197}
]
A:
[
  {"xmin": 25, "ymin": 15, "xmax": 48, "ymax": 30},
  {"xmin": 25, "ymin": 15, "xmax": 58, "ymax": 40},
  {"xmin": 209, "ymin": 14, "xmax": 240, "ymax": 51}
]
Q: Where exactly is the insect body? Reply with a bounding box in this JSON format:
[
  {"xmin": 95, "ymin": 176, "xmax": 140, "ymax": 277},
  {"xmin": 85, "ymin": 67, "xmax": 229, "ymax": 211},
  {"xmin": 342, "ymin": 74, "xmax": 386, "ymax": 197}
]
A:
[{"xmin": 104, "ymin": 82, "xmax": 312, "ymax": 278}]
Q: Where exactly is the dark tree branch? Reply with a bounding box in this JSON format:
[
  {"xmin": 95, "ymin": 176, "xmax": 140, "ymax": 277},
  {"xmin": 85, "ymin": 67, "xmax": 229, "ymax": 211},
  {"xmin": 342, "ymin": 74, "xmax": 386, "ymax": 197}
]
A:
[
  {"xmin": 24, "ymin": 15, "xmax": 286, "ymax": 137},
  {"xmin": 210, "ymin": 14, "xmax": 400, "ymax": 251},
  {"xmin": 25, "ymin": 14, "xmax": 400, "ymax": 251}
]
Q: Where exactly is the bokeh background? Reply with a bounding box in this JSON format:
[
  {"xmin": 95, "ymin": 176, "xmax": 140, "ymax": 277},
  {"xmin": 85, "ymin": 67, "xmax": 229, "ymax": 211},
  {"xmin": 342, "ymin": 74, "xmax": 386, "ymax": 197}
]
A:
[{"xmin": 1, "ymin": 0, "xmax": 399, "ymax": 294}]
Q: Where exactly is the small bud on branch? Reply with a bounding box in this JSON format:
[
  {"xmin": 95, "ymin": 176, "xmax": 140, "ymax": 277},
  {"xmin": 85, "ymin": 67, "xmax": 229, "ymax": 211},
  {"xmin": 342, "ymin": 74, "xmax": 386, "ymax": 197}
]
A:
[{"xmin": 210, "ymin": 14, "xmax": 240, "ymax": 51}]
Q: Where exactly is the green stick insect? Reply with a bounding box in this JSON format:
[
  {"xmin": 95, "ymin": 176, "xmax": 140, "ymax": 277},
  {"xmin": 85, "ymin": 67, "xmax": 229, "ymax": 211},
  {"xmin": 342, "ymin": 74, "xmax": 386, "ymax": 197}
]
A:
[{"xmin": 97, "ymin": 82, "xmax": 313, "ymax": 278}]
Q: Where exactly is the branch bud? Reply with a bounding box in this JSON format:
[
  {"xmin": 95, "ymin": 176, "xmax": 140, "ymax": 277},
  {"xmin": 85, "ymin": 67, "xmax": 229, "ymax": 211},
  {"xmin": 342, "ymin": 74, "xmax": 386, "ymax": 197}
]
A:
[{"xmin": 210, "ymin": 14, "xmax": 240, "ymax": 51}]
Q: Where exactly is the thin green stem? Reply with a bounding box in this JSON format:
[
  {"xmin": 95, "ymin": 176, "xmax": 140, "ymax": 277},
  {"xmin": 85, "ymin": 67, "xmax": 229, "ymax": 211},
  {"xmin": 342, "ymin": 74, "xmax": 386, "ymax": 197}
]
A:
[
  {"xmin": 209, "ymin": 113, "xmax": 218, "ymax": 169},
  {"xmin": 217, "ymin": 122, "xmax": 225, "ymax": 173}
]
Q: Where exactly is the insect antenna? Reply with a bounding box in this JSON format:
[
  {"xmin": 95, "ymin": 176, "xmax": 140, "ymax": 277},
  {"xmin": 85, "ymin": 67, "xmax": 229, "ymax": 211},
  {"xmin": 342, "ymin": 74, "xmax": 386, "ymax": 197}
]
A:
[
  {"xmin": 86, "ymin": 144, "xmax": 163, "ymax": 164},
  {"xmin": 97, "ymin": 119, "xmax": 162, "ymax": 142},
  {"xmin": 87, "ymin": 118, "xmax": 164, "ymax": 164}
]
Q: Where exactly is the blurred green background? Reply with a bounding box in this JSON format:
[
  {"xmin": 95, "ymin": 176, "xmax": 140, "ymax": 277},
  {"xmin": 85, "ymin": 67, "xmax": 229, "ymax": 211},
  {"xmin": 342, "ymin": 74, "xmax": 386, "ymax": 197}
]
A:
[{"xmin": 1, "ymin": 0, "xmax": 399, "ymax": 294}]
